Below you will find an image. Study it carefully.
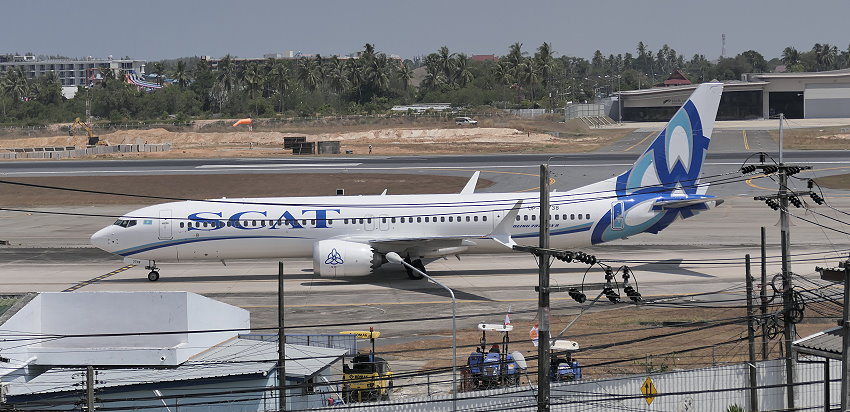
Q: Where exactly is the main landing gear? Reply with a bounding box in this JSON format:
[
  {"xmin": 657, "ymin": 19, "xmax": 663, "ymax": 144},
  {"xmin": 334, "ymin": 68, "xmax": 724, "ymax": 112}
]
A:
[
  {"xmin": 403, "ymin": 257, "xmax": 426, "ymax": 280},
  {"xmin": 145, "ymin": 262, "xmax": 160, "ymax": 282}
]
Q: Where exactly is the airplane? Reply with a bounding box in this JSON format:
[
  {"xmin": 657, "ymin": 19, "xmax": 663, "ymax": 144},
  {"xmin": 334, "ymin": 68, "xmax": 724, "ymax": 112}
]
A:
[{"xmin": 91, "ymin": 82, "xmax": 724, "ymax": 282}]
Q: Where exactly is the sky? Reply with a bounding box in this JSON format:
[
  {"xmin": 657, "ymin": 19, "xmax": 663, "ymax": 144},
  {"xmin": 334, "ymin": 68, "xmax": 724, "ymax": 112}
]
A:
[{"xmin": 3, "ymin": 1, "xmax": 850, "ymax": 62}]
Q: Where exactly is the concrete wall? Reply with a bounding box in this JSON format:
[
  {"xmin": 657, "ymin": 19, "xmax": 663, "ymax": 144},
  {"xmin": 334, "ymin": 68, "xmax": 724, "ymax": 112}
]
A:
[
  {"xmin": 805, "ymin": 83, "xmax": 850, "ymax": 118},
  {"xmin": 0, "ymin": 143, "xmax": 171, "ymax": 159}
]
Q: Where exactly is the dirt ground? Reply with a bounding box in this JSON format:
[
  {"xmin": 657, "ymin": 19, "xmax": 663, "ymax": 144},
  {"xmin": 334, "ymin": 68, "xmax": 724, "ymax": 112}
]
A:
[
  {"xmin": 768, "ymin": 125, "xmax": 850, "ymax": 150},
  {"xmin": 383, "ymin": 305, "xmax": 834, "ymax": 381},
  {"xmin": 815, "ymin": 173, "xmax": 850, "ymax": 190},
  {"xmin": 0, "ymin": 117, "xmax": 633, "ymax": 158},
  {"xmin": 0, "ymin": 174, "xmax": 494, "ymax": 207}
]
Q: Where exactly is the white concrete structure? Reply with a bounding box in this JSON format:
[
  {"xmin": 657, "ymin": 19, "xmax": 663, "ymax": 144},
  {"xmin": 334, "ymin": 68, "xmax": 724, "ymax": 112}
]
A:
[{"xmin": 0, "ymin": 291, "xmax": 248, "ymax": 368}]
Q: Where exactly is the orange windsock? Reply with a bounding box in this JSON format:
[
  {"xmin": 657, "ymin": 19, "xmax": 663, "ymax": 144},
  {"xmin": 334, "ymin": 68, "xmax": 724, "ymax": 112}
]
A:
[{"xmin": 232, "ymin": 118, "xmax": 253, "ymax": 127}]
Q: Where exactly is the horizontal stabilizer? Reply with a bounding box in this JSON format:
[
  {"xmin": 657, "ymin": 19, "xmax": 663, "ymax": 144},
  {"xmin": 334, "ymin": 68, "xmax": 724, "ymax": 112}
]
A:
[
  {"xmin": 653, "ymin": 196, "xmax": 723, "ymax": 209},
  {"xmin": 489, "ymin": 200, "xmax": 523, "ymax": 248}
]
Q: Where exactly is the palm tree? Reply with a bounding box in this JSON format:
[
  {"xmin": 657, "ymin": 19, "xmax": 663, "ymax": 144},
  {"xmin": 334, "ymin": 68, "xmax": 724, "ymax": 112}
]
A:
[
  {"xmin": 98, "ymin": 66, "xmax": 115, "ymax": 87},
  {"xmin": 216, "ymin": 54, "xmax": 235, "ymax": 94},
  {"xmin": 327, "ymin": 56, "xmax": 350, "ymax": 97},
  {"xmin": 506, "ymin": 42, "xmax": 524, "ymax": 68},
  {"xmin": 296, "ymin": 57, "xmax": 321, "ymax": 93},
  {"xmin": 395, "ymin": 60, "xmax": 414, "ymax": 95},
  {"xmin": 436, "ymin": 46, "xmax": 456, "ymax": 85},
  {"xmin": 453, "ymin": 53, "xmax": 473, "ymax": 88},
  {"xmin": 149, "ymin": 62, "xmax": 165, "ymax": 86},
  {"xmin": 243, "ymin": 63, "xmax": 263, "ymax": 99},
  {"xmin": 535, "ymin": 42, "xmax": 555, "ymax": 89},
  {"xmin": 492, "ymin": 61, "xmax": 514, "ymax": 86},
  {"xmin": 267, "ymin": 61, "xmax": 291, "ymax": 112},
  {"xmin": 781, "ymin": 47, "xmax": 800, "ymax": 67},
  {"xmin": 174, "ymin": 61, "xmax": 190, "ymax": 88}
]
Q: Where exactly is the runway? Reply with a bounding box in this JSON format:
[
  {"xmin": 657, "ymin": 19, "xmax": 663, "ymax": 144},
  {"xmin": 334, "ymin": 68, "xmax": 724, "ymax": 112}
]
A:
[{"xmin": 1, "ymin": 146, "xmax": 849, "ymax": 344}]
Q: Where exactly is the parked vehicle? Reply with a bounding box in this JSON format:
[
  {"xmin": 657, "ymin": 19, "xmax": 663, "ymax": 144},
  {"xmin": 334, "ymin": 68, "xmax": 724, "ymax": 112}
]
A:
[{"xmin": 455, "ymin": 116, "xmax": 478, "ymax": 125}]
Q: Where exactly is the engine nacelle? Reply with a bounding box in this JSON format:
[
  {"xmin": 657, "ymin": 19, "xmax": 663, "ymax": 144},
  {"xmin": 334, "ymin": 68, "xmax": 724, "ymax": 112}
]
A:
[{"xmin": 313, "ymin": 240, "xmax": 381, "ymax": 278}]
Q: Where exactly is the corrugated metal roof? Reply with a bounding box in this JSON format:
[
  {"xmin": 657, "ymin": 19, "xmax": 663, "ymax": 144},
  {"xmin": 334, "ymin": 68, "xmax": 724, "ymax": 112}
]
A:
[
  {"xmin": 7, "ymin": 338, "xmax": 346, "ymax": 396},
  {"xmin": 793, "ymin": 326, "xmax": 843, "ymax": 359}
]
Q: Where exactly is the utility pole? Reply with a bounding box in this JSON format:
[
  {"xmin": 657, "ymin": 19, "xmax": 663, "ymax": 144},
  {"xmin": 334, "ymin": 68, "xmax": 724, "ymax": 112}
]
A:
[
  {"xmin": 745, "ymin": 255, "xmax": 759, "ymax": 412},
  {"xmin": 745, "ymin": 116, "xmax": 815, "ymax": 409},
  {"xmin": 760, "ymin": 226, "xmax": 769, "ymax": 360},
  {"xmin": 278, "ymin": 261, "xmax": 286, "ymax": 412},
  {"xmin": 86, "ymin": 366, "xmax": 95, "ymax": 412},
  {"xmin": 537, "ymin": 164, "xmax": 551, "ymax": 412}
]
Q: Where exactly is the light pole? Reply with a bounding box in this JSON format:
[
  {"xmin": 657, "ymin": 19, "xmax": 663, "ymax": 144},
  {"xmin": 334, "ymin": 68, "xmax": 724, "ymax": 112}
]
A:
[
  {"xmin": 617, "ymin": 75, "xmax": 622, "ymax": 125},
  {"xmin": 385, "ymin": 252, "xmax": 457, "ymax": 410}
]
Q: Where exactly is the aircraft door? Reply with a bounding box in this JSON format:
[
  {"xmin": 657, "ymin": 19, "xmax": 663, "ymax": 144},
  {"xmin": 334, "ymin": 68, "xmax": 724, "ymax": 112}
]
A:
[
  {"xmin": 611, "ymin": 201, "xmax": 624, "ymax": 231},
  {"xmin": 364, "ymin": 214, "xmax": 376, "ymax": 231},
  {"xmin": 159, "ymin": 210, "xmax": 173, "ymax": 239},
  {"xmin": 378, "ymin": 214, "xmax": 390, "ymax": 231}
]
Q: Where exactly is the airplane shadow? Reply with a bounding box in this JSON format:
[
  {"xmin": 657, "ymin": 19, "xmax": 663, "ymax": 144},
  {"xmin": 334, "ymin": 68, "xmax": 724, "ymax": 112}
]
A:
[{"xmin": 629, "ymin": 259, "xmax": 716, "ymax": 278}]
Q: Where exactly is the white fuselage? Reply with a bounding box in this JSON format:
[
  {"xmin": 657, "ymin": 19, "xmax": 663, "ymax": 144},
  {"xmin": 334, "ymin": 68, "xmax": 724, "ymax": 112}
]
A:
[{"xmin": 91, "ymin": 181, "xmax": 656, "ymax": 263}]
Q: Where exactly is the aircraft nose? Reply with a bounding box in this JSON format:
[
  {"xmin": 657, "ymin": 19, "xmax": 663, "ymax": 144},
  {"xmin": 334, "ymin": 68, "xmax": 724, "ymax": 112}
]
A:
[{"xmin": 90, "ymin": 227, "xmax": 113, "ymax": 252}]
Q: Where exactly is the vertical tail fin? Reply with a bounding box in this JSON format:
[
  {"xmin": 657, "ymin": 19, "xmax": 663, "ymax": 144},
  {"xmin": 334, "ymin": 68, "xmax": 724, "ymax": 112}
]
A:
[{"xmin": 618, "ymin": 82, "xmax": 723, "ymax": 196}]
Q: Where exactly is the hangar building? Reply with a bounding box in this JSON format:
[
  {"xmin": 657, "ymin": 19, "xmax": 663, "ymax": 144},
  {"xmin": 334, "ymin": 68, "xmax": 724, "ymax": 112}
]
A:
[{"xmin": 618, "ymin": 69, "xmax": 850, "ymax": 121}]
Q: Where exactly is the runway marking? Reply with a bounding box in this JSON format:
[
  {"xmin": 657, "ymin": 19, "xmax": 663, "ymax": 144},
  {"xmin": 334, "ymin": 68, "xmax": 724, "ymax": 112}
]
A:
[
  {"xmin": 196, "ymin": 163, "xmax": 362, "ymax": 168},
  {"xmin": 624, "ymin": 131, "xmax": 658, "ymax": 152},
  {"xmin": 742, "ymin": 131, "xmax": 750, "ymax": 150},
  {"xmin": 62, "ymin": 265, "xmax": 135, "ymax": 292}
]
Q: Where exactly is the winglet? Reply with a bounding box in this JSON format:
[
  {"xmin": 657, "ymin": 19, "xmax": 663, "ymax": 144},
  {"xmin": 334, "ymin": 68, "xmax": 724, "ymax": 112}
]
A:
[
  {"xmin": 460, "ymin": 171, "xmax": 481, "ymax": 195},
  {"xmin": 380, "ymin": 189, "xmax": 388, "ymax": 196},
  {"xmin": 489, "ymin": 200, "xmax": 522, "ymax": 248}
]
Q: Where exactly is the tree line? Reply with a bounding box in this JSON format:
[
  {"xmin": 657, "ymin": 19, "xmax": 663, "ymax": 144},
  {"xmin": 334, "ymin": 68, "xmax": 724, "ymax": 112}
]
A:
[{"xmin": 1, "ymin": 41, "xmax": 850, "ymax": 126}]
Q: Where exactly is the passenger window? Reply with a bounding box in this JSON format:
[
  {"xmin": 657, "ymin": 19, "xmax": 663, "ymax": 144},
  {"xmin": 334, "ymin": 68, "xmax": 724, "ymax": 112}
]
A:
[
  {"xmin": 586, "ymin": 214, "xmax": 591, "ymax": 220},
  {"xmin": 483, "ymin": 216, "xmax": 487, "ymax": 221},
  {"xmin": 311, "ymin": 219, "xmax": 316, "ymax": 225},
  {"xmin": 328, "ymin": 219, "xmax": 333, "ymax": 225},
  {"xmin": 358, "ymin": 218, "xmax": 364, "ymax": 224},
  {"xmin": 466, "ymin": 216, "xmax": 470, "ymax": 222},
  {"xmin": 516, "ymin": 216, "xmax": 520, "ymax": 221},
  {"xmin": 367, "ymin": 218, "xmax": 372, "ymax": 224},
  {"xmin": 531, "ymin": 215, "xmax": 536, "ymax": 221},
  {"xmin": 449, "ymin": 216, "xmax": 453, "ymax": 222},
  {"xmin": 417, "ymin": 217, "xmax": 422, "ymax": 223},
  {"xmin": 391, "ymin": 217, "xmax": 396, "ymax": 223},
  {"xmin": 554, "ymin": 215, "xmax": 559, "ymax": 221},
  {"xmin": 425, "ymin": 217, "xmax": 430, "ymax": 222},
  {"xmin": 440, "ymin": 217, "xmax": 445, "ymax": 222},
  {"xmin": 400, "ymin": 217, "xmax": 405, "ymax": 223},
  {"xmin": 570, "ymin": 214, "xmax": 575, "ymax": 220},
  {"xmin": 578, "ymin": 214, "xmax": 582, "ymax": 220},
  {"xmin": 382, "ymin": 217, "xmax": 387, "ymax": 223},
  {"xmin": 523, "ymin": 215, "xmax": 528, "ymax": 221},
  {"xmin": 180, "ymin": 222, "xmax": 184, "ymax": 228},
  {"xmin": 195, "ymin": 222, "xmax": 200, "ymax": 228},
  {"xmin": 344, "ymin": 219, "xmax": 349, "ymax": 224},
  {"xmin": 474, "ymin": 216, "xmax": 479, "ymax": 222},
  {"xmin": 563, "ymin": 214, "xmax": 567, "ymax": 220}
]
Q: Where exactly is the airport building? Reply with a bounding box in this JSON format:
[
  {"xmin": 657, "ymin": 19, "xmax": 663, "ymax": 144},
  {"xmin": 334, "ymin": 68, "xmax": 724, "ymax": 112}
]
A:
[
  {"xmin": 0, "ymin": 55, "xmax": 146, "ymax": 98},
  {"xmin": 0, "ymin": 292, "xmax": 348, "ymax": 411},
  {"xmin": 618, "ymin": 69, "xmax": 850, "ymax": 121}
]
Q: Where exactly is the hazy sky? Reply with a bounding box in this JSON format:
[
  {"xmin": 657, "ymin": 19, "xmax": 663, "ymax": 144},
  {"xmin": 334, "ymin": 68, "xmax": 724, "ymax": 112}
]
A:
[{"xmin": 4, "ymin": 1, "xmax": 849, "ymax": 61}]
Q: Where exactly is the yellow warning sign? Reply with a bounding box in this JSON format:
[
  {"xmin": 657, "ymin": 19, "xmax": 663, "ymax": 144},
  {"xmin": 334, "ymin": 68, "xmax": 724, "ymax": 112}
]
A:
[{"xmin": 641, "ymin": 377, "xmax": 657, "ymax": 405}]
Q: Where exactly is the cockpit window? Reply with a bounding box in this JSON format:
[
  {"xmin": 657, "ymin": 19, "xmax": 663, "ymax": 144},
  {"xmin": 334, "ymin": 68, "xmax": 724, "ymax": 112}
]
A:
[{"xmin": 113, "ymin": 219, "xmax": 137, "ymax": 228}]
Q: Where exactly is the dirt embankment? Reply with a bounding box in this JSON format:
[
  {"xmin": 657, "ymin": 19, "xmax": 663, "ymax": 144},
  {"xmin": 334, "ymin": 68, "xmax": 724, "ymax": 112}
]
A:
[{"xmin": 0, "ymin": 117, "xmax": 632, "ymax": 158}]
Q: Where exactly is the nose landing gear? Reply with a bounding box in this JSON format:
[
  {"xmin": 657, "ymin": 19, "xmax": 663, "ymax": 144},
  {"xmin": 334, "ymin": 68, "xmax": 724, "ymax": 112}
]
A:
[{"xmin": 145, "ymin": 262, "xmax": 160, "ymax": 282}]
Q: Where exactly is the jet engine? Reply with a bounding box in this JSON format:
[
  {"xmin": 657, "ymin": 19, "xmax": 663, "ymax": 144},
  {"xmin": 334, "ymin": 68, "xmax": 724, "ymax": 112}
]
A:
[{"xmin": 313, "ymin": 240, "xmax": 382, "ymax": 277}]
